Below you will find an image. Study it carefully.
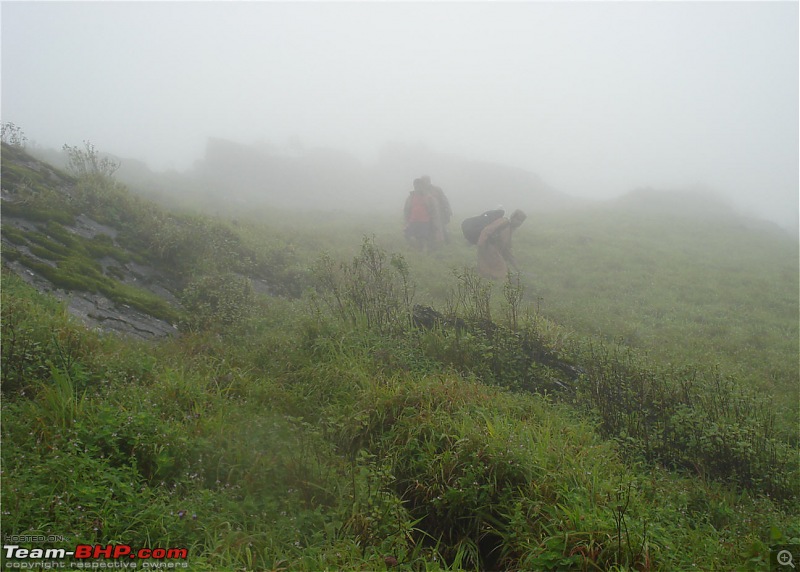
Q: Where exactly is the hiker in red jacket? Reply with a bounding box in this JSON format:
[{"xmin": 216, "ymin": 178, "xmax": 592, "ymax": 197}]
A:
[{"xmin": 404, "ymin": 178, "xmax": 438, "ymax": 252}]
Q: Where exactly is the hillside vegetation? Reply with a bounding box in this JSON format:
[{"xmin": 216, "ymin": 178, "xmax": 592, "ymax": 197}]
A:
[{"xmin": 1, "ymin": 141, "xmax": 798, "ymax": 571}]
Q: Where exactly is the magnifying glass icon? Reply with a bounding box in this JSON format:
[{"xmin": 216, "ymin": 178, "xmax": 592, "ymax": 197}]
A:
[{"xmin": 778, "ymin": 550, "xmax": 796, "ymax": 568}]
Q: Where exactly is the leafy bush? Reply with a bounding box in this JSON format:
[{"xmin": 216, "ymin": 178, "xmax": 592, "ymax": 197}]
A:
[
  {"xmin": 577, "ymin": 342, "xmax": 799, "ymax": 502},
  {"xmin": 311, "ymin": 236, "xmax": 414, "ymax": 334},
  {"xmin": 1, "ymin": 122, "xmax": 27, "ymax": 147},
  {"xmin": 63, "ymin": 140, "xmax": 120, "ymax": 179}
]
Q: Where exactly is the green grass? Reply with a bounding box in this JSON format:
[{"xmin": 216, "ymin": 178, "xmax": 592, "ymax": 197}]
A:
[
  {"xmin": 221, "ymin": 202, "xmax": 798, "ymax": 416},
  {"xmin": 2, "ymin": 267, "xmax": 797, "ymax": 570},
  {"xmin": 2, "ymin": 144, "xmax": 798, "ymax": 570},
  {"xmin": 513, "ymin": 207, "xmax": 799, "ymax": 425}
]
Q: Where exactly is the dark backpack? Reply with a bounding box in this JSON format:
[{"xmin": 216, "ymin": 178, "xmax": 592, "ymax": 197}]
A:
[{"xmin": 461, "ymin": 209, "xmax": 505, "ymax": 245}]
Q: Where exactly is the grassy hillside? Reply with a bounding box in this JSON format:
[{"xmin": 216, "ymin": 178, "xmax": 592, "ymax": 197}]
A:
[
  {"xmin": 1, "ymin": 143, "xmax": 798, "ymax": 570},
  {"xmin": 206, "ymin": 194, "xmax": 799, "ymax": 430},
  {"xmin": 520, "ymin": 203, "xmax": 799, "ymax": 413}
]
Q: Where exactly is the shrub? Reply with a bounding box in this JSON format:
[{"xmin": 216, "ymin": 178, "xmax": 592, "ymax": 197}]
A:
[
  {"xmin": 1, "ymin": 122, "xmax": 27, "ymax": 148},
  {"xmin": 311, "ymin": 236, "xmax": 414, "ymax": 334},
  {"xmin": 179, "ymin": 272, "xmax": 255, "ymax": 332},
  {"xmin": 577, "ymin": 343, "xmax": 799, "ymax": 502},
  {"xmin": 63, "ymin": 140, "xmax": 120, "ymax": 179}
]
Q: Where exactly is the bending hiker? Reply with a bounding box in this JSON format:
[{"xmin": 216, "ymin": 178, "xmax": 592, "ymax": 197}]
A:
[
  {"xmin": 404, "ymin": 178, "xmax": 435, "ymax": 252},
  {"xmin": 461, "ymin": 207, "xmax": 505, "ymax": 245},
  {"xmin": 477, "ymin": 209, "xmax": 527, "ymax": 279},
  {"xmin": 421, "ymin": 175, "xmax": 452, "ymax": 245}
]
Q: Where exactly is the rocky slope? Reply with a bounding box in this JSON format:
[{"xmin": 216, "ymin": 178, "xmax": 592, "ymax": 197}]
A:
[{"xmin": 1, "ymin": 144, "xmax": 180, "ymax": 340}]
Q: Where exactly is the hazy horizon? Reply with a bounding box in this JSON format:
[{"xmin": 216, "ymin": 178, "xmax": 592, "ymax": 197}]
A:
[{"xmin": 2, "ymin": 1, "xmax": 798, "ymax": 228}]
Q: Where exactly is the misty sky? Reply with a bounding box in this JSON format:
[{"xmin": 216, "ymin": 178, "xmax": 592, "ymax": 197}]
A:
[{"xmin": 2, "ymin": 1, "xmax": 798, "ymax": 227}]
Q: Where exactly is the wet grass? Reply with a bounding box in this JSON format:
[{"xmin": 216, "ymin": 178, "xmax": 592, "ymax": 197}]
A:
[{"xmin": 2, "ymin": 144, "xmax": 798, "ymax": 570}]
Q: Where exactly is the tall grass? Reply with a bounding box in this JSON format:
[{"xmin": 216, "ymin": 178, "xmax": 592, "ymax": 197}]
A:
[
  {"xmin": 2, "ymin": 144, "xmax": 798, "ymax": 570},
  {"xmin": 3, "ymin": 238, "xmax": 798, "ymax": 571}
]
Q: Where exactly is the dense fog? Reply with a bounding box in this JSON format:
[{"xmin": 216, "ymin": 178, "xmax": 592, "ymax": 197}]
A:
[{"xmin": 1, "ymin": 2, "xmax": 797, "ymax": 229}]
